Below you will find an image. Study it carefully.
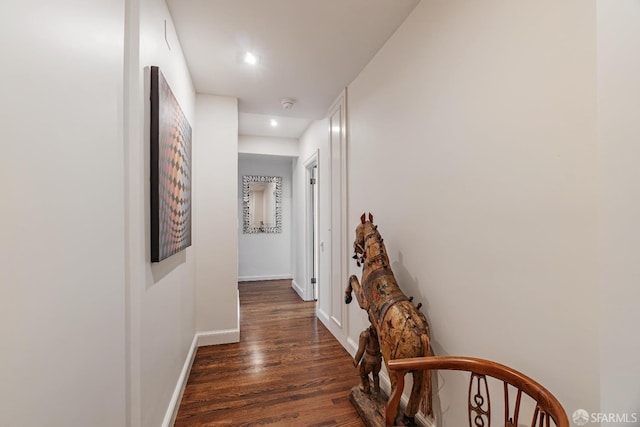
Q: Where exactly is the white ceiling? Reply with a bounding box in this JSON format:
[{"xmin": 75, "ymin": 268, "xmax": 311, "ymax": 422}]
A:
[
  {"xmin": 238, "ymin": 112, "xmax": 312, "ymax": 139},
  {"xmin": 166, "ymin": 0, "xmax": 420, "ymax": 138}
]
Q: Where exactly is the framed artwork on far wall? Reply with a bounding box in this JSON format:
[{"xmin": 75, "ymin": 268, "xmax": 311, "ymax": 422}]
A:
[{"xmin": 150, "ymin": 66, "xmax": 192, "ymax": 262}]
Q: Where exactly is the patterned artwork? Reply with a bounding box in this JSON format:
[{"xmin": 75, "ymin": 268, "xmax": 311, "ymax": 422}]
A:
[{"xmin": 150, "ymin": 66, "xmax": 192, "ymax": 262}]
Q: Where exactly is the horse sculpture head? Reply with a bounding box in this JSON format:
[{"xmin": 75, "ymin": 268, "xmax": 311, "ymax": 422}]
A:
[{"xmin": 352, "ymin": 212, "xmax": 374, "ymax": 266}]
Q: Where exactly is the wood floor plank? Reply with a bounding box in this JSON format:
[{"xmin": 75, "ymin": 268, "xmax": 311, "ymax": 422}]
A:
[{"xmin": 175, "ymin": 280, "xmax": 365, "ymax": 427}]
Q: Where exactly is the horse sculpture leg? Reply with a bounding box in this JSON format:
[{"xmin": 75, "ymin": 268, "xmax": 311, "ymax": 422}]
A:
[
  {"xmin": 345, "ymin": 275, "xmax": 368, "ymax": 310},
  {"xmin": 394, "ymin": 370, "xmax": 431, "ymax": 426},
  {"xmin": 406, "ymin": 370, "xmax": 424, "ymax": 420},
  {"xmin": 344, "ymin": 282, "xmax": 353, "ymax": 304},
  {"xmin": 388, "ymin": 367, "xmax": 404, "ymax": 425},
  {"xmin": 391, "ymin": 333, "xmax": 433, "ymax": 425},
  {"xmin": 408, "ymin": 334, "xmax": 433, "ymax": 419},
  {"xmin": 422, "ymin": 334, "xmax": 433, "ymax": 417}
]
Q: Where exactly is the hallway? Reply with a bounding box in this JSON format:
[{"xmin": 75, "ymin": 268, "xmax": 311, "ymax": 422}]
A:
[
  {"xmin": 175, "ymin": 280, "xmax": 364, "ymax": 426},
  {"xmin": 4, "ymin": 2, "xmax": 639, "ymax": 425}
]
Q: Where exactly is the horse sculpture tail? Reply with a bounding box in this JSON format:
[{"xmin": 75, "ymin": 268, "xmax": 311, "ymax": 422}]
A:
[{"xmin": 421, "ymin": 333, "xmax": 433, "ymax": 417}]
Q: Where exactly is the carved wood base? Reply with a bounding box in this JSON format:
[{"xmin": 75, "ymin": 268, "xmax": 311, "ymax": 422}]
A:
[
  {"xmin": 349, "ymin": 385, "xmax": 388, "ymax": 427},
  {"xmin": 349, "ymin": 384, "xmax": 419, "ymax": 427}
]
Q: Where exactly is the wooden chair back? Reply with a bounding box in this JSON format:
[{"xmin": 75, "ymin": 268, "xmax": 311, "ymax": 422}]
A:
[{"xmin": 386, "ymin": 356, "xmax": 569, "ymax": 427}]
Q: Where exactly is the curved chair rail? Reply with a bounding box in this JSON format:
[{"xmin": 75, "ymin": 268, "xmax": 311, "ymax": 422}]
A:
[{"xmin": 386, "ymin": 356, "xmax": 569, "ymax": 427}]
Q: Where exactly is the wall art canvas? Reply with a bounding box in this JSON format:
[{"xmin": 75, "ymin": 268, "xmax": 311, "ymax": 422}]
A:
[{"xmin": 150, "ymin": 66, "xmax": 192, "ymax": 262}]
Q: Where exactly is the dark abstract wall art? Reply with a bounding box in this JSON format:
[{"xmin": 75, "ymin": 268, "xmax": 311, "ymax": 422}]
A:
[{"xmin": 150, "ymin": 66, "xmax": 192, "ymax": 262}]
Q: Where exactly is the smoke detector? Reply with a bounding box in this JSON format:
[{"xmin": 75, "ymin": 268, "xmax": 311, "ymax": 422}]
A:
[{"xmin": 281, "ymin": 97, "xmax": 296, "ymax": 110}]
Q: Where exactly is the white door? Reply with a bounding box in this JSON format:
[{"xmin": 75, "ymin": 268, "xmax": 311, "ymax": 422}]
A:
[{"xmin": 328, "ymin": 90, "xmax": 348, "ymax": 329}]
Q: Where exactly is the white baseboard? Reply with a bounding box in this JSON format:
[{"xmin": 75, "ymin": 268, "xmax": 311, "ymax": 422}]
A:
[
  {"xmin": 291, "ymin": 279, "xmax": 305, "ymax": 299},
  {"xmin": 196, "ymin": 328, "xmax": 240, "ymax": 347},
  {"xmin": 238, "ymin": 274, "xmax": 292, "ymax": 282},
  {"xmin": 317, "ymin": 307, "xmax": 330, "ymax": 325},
  {"xmin": 346, "ymin": 336, "xmax": 359, "ymax": 355},
  {"xmin": 162, "ymin": 335, "xmax": 198, "ymax": 427},
  {"xmin": 292, "ymin": 279, "xmax": 316, "ymax": 301},
  {"xmin": 291, "ymin": 279, "xmax": 315, "ymax": 301}
]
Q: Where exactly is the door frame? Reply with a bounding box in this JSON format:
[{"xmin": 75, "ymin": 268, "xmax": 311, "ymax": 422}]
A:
[{"xmin": 304, "ymin": 150, "xmax": 319, "ymax": 301}]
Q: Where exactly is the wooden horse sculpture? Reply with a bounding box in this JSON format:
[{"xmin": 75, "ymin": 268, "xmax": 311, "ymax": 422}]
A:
[{"xmin": 345, "ymin": 213, "xmax": 432, "ymax": 425}]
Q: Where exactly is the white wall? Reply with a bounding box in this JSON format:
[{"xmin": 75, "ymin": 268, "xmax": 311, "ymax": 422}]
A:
[
  {"xmin": 130, "ymin": 1, "xmax": 197, "ymax": 426},
  {"xmin": 238, "ymin": 154, "xmax": 294, "ymax": 281},
  {"xmin": 1, "ymin": 2, "xmax": 240, "ymax": 425},
  {"xmin": 597, "ymin": 0, "xmax": 640, "ymax": 418},
  {"xmin": 239, "ymin": 135, "xmax": 299, "ymax": 157},
  {"xmin": 345, "ymin": 0, "xmax": 599, "ymax": 423},
  {"xmin": 193, "ymin": 94, "xmax": 240, "ymax": 342},
  {"xmin": 0, "ymin": 1, "xmax": 127, "ymax": 426}
]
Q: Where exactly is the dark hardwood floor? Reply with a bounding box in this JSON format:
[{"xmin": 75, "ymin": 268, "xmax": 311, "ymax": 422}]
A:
[{"xmin": 175, "ymin": 280, "xmax": 365, "ymax": 427}]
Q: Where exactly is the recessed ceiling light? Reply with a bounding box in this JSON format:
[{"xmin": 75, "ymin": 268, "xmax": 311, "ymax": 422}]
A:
[
  {"xmin": 270, "ymin": 119, "xmax": 278, "ymax": 127},
  {"xmin": 244, "ymin": 52, "xmax": 259, "ymax": 65}
]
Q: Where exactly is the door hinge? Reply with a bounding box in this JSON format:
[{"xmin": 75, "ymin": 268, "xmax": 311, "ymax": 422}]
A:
[
  {"xmin": 311, "ymin": 277, "xmax": 317, "ymax": 284},
  {"xmin": 310, "ymin": 178, "xmax": 316, "ymax": 185}
]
